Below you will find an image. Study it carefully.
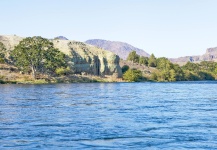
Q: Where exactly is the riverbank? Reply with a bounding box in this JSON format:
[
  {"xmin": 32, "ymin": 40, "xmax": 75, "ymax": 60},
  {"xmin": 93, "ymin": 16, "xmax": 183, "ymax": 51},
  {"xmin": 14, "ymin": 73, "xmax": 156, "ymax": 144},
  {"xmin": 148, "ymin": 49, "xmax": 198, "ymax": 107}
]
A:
[
  {"xmin": 0, "ymin": 76, "xmax": 124, "ymax": 84},
  {"xmin": 0, "ymin": 63, "xmax": 123, "ymax": 84}
]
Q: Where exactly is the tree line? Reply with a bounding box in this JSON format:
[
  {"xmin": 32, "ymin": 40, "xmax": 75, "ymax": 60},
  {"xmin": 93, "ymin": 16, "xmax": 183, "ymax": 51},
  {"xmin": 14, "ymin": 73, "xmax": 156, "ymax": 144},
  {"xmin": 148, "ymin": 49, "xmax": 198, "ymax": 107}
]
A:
[
  {"xmin": 126, "ymin": 51, "xmax": 157, "ymax": 67},
  {"xmin": 1, "ymin": 39, "xmax": 217, "ymax": 82},
  {"xmin": 123, "ymin": 51, "xmax": 217, "ymax": 82}
]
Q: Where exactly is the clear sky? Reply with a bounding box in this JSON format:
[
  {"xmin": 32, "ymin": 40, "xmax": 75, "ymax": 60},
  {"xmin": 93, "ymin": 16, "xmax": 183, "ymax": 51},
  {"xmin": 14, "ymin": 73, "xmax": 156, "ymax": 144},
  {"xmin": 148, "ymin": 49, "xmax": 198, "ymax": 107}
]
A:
[{"xmin": 1, "ymin": 0, "xmax": 217, "ymax": 58}]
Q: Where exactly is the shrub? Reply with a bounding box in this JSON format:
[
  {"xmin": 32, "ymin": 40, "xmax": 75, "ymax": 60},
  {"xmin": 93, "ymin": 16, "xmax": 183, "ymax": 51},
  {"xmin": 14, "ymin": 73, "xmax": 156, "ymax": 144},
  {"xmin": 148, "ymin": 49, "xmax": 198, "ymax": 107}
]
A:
[
  {"xmin": 123, "ymin": 69, "xmax": 142, "ymax": 82},
  {"xmin": 55, "ymin": 67, "xmax": 71, "ymax": 76},
  {"xmin": 0, "ymin": 57, "xmax": 5, "ymax": 64},
  {"xmin": 121, "ymin": 65, "xmax": 129, "ymax": 74}
]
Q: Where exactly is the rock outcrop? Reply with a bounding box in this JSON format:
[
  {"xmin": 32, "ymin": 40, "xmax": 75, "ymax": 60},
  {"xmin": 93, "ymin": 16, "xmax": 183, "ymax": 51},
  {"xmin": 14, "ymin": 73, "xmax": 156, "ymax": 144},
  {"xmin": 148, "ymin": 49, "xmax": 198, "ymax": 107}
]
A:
[
  {"xmin": 53, "ymin": 40, "xmax": 122, "ymax": 77},
  {"xmin": 85, "ymin": 39, "xmax": 150, "ymax": 60},
  {"xmin": 170, "ymin": 47, "xmax": 217, "ymax": 65},
  {"xmin": 0, "ymin": 35, "xmax": 122, "ymax": 78}
]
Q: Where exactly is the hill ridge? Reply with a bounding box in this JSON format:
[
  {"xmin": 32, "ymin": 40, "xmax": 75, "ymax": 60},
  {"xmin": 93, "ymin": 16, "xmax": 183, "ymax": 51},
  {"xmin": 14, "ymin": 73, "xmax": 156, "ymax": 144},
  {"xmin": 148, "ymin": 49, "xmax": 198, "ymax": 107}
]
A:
[
  {"xmin": 85, "ymin": 39, "xmax": 150, "ymax": 60},
  {"xmin": 170, "ymin": 47, "xmax": 217, "ymax": 64}
]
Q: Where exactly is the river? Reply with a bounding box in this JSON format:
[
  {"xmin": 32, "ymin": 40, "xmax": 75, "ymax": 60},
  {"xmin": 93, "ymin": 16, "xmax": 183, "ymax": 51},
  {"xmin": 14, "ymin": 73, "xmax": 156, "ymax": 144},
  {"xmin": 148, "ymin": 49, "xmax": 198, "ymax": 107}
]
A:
[{"xmin": 0, "ymin": 82, "xmax": 217, "ymax": 149}]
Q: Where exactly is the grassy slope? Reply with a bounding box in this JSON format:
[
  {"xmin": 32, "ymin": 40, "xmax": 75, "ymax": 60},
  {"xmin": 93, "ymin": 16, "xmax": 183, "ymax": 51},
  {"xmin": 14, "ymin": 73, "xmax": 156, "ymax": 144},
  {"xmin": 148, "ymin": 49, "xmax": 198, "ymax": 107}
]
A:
[{"xmin": 120, "ymin": 59, "xmax": 156, "ymax": 79}]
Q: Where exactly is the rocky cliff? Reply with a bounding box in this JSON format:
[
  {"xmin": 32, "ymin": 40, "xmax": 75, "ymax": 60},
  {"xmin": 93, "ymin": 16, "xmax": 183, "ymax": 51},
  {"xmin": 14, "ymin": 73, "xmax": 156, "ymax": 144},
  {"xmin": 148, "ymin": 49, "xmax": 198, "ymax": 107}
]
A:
[
  {"xmin": 0, "ymin": 35, "xmax": 122, "ymax": 78},
  {"xmin": 85, "ymin": 39, "xmax": 150, "ymax": 60},
  {"xmin": 53, "ymin": 39, "xmax": 122, "ymax": 77},
  {"xmin": 170, "ymin": 47, "xmax": 217, "ymax": 65}
]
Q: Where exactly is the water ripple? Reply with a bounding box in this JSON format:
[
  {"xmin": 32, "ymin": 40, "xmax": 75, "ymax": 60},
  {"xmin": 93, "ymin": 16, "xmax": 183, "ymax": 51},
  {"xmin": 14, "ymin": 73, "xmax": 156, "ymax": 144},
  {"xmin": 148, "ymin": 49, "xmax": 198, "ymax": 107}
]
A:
[{"xmin": 0, "ymin": 82, "xmax": 217, "ymax": 149}]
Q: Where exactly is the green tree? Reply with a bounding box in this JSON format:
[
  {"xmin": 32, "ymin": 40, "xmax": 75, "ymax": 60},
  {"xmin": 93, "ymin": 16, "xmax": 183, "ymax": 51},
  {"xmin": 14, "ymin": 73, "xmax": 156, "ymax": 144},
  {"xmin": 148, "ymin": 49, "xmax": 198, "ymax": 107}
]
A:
[
  {"xmin": 121, "ymin": 65, "xmax": 129, "ymax": 74},
  {"xmin": 214, "ymin": 66, "xmax": 217, "ymax": 75},
  {"xmin": 181, "ymin": 61, "xmax": 217, "ymax": 81},
  {"xmin": 151, "ymin": 70, "xmax": 170, "ymax": 82},
  {"xmin": 182, "ymin": 61, "xmax": 200, "ymax": 72},
  {"xmin": 11, "ymin": 36, "xmax": 67, "ymax": 79},
  {"xmin": 139, "ymin": 56, "xmax": 148, "ymax": 66},
  {"xmin": 158, "ymin": 70, "xmax": 169, "ymax": 81},
  {"xmin": 169, "ymin": 69, "xmax": 176, "ymax": 81},
  {"xmin": 148, "ymin": 53, "xmax": 157, "ymax": 67},
  {"xmin": 0, "ymin": 42, "xmax": 6, "ymax": 63},
  {"xmin": 150, "ymin": 71, "xmax": 158, "ymax": 81},
  {"xmin": 173, "ymin": 64, "xmax": 184, "ymax": 81},
  {"xmin": 149, "ymin": 57, "xmax": 185, "ymax": 82},
  {"xmin": 123, "ymin": 69, "xmax": 142, "ymax": 82},
  {"xmin": 197, "ymin": 71, "xmax": 215, "ymax": 80},
  {"xmin": 200, "ymin": 61, "xmax": 217, "ymax": 72},
  {"xmin": 43, "ymin": 48, "xmax": 67, "ymax": 74},
  {"xmin": 183, "ymin": 70, "xmax": 199, "ymax": 81},
  {"xmin": 127, "ymin": 51, "xmax": 140, "ymax": 63},
  {"xmin": 156, "ymin": 57, "xmax": 171, "ymax": 70}
]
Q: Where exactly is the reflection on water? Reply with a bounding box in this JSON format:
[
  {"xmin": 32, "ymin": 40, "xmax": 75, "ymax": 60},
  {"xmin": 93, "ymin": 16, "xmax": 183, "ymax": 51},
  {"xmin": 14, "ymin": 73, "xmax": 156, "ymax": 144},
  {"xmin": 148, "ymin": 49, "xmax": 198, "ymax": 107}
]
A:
[{"xmin": 0, "ymin": 82, "xmax": 217, "ymax": 149}]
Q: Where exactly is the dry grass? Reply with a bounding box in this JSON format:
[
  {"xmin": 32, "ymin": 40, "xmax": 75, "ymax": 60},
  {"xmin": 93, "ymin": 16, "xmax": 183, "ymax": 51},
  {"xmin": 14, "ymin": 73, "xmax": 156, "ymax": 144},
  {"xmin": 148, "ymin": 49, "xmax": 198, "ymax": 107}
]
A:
[
  {"xmin": 120, "ymin": 60, "xmax": 156, "ymax": 78},
  {"xmin": 0, "ymin": 63, "xmax": 124, "ymax": 84}
]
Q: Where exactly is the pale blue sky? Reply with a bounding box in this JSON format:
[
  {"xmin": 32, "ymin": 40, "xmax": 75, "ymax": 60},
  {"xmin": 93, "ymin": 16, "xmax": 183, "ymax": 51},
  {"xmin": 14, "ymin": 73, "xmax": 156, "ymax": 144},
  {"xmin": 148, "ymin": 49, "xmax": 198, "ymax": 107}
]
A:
[{"xmin": 1, "ymin": 0, "xmax": 217, "ymax": 58}]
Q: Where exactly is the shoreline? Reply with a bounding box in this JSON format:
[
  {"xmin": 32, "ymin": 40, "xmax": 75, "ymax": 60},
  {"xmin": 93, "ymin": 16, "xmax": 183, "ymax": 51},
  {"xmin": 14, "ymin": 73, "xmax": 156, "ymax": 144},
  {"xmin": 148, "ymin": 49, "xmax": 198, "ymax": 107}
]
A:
[{"xmin": 1, "ymin": 78, "xmax": 216, "ymax": 85}]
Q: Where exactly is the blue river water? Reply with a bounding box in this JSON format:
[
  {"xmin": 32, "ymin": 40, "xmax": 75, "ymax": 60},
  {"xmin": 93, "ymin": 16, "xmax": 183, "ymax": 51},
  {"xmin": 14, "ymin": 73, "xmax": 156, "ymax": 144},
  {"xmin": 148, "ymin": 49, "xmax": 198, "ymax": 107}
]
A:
[{"xmin": 0, "ymin": 81, "xmax": 217, "ymax": 149}]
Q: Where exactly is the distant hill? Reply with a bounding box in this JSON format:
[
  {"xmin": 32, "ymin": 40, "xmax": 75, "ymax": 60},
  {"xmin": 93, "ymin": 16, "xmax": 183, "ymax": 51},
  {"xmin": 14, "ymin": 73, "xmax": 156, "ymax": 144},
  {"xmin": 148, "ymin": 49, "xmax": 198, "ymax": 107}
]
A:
[
  {"xmin": 170, "ymin": 47, "xmax": 217, "ymax": 65},
  {"xmin": 85, "ymin": 39, "xmax": 150, "ymax": 60},
  {"xmin": 54, "ymin": 36, "xmax": 68, "ymax": 40}
]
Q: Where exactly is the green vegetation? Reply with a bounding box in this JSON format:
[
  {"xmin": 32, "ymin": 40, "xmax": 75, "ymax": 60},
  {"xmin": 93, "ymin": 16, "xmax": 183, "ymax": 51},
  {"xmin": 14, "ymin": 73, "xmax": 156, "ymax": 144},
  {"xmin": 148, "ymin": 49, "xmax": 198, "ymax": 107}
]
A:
[
  {"xmin": 0, "ymin": 36, "xmax": 123, "ymax": 84},
  {"xmin": 123, "ymin": 69, "xmax": 143, "ymax": 82},
  {"xmin": 127, "ymin": 51, "xmax": 149, "ymax": 66},
  {"xmin": 139, "ymin": 56, "xmax": 149, "ymax": 66},
  {"xmin": 182, "ymin": 61, "xmax": 216, "ymax": 80},
  {"xmin": 55, "ymin": 67, "xmax": 71, "ymax": 76},
  {"xmin": 151, "ymin": 57, "xmax": 184, "ymax": 81},
  {"xmin": 43, "ymin": 48, "xmax": 67, "ymax": 75},
  {"xmin": 11, "ymin": 36, "xmax": 67, "ymax": 79},
  {"xmin": 0, "ymin": 42, "xmax": 6, "ymax": 63},
  {"xmin": 121, "ymin": 65, "xmax": 129, "ymax": 74},
  {"xmin": 1, "ymin": 38, "xmax": 217, "ymax": 83},
  {"xmin": 124, "ymin": 51, "xmax": 217, "ymax": 82},
  {"xmin": 127, "ymin": 51, "xmax": 140, "ymax": 63},
  {"xmin": 148, "ymin": 54, "xmax": 157, "ymax": 67}
]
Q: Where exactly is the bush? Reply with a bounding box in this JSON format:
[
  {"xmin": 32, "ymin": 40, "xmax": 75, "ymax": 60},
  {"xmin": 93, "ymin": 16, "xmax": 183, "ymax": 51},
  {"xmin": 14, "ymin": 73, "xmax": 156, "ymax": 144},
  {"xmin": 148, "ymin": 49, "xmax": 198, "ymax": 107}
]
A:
[
  {"xmin": 139, "ymin": 56, "xmax": 148, "ymax": 66},
  {"xmin": 55, "ymin": 67, "xmax": 71, "ymax": 76},
  {"xmin": 0, "ymin": 58, "xmax": 4, "ymax": 64},
  {"xmin": 123, "ymin": 69, "xmax": 142, "ymax": 82},
  {"xmin": 121, "ymin": 65, "xmax": 129, "ymax": 74}
]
